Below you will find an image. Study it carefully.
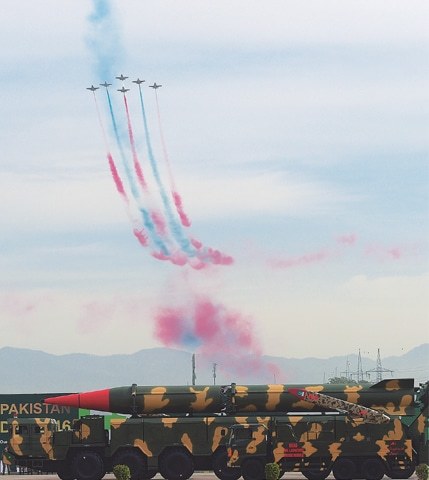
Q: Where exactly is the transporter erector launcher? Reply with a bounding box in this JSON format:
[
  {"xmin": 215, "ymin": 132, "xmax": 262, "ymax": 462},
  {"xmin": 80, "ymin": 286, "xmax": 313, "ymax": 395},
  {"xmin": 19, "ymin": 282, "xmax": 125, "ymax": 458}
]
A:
[{"xmin": 44, "ymin": 378, "xmax": 416, "ymax": 417}]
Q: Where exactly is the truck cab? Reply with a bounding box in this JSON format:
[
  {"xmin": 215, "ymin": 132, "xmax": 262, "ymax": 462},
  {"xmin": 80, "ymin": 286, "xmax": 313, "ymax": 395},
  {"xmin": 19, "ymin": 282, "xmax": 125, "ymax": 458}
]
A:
[{"xmin": 8, "ymin": 417, "xmax": 58, "ymax": 461}]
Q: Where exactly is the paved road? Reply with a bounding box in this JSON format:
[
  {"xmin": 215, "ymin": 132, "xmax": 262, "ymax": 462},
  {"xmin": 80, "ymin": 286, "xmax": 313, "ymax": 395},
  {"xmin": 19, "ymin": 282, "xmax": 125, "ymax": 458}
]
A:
[{"xmin": 0, "ymin": 474, "xmax": 419, "ymax": 480}]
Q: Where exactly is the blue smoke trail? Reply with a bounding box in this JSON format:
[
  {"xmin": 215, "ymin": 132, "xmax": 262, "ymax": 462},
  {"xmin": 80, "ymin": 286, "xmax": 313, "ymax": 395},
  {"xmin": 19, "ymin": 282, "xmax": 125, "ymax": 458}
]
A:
[
  {"xmin": 86, "ymin": 0, "xmax": 124, "ymax": 81},
  {"xmin": 86, "ymin": 0, "xmax": 170, "ymax": 257},
  {"xmin": 137, "ymin": 86, "xmax": 195, "ymax": 257},
  {"xmin": 105, "ymin": 89, "xmax": 169, "ymax": 256}
]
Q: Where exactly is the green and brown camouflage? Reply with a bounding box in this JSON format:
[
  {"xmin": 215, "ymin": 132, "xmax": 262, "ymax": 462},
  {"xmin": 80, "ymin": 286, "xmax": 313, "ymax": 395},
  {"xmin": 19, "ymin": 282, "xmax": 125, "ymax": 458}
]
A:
[
  {"xmin": 227, "ymin": 381, "xmax": 429, "ymax": 480},
  {"xmin": 8, "ymin": 379, "xmax": 426, "ymax": 480},
  {"xmin": 44, "ymin": 378, "xmax": 416, "ymax": 417},
  {"xmin": 7, "ymin": 413, "xmax": 266, "ymax": 480}
]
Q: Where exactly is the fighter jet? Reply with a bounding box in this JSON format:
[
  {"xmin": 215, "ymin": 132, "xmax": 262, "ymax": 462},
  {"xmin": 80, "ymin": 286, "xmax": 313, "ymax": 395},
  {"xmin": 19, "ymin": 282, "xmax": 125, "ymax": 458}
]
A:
[
  {"xmin": 86, "ymin": 85, "xmax": 99, "ymax": 92},
  {"xmin": 149, "ymin": 83, "xmax": 162, "ymax": 89},
  {"xmin": 116, "ymin": 74, "xmax": 128, "ymax": 81},
  {"xmin": 100, "ymin": 81, "xmax": 112, "ymax": 88},
  {"xmin": 132, "ymin": 78, "xmax": 145, "ymax": 85},
  {"xmin": 117, "ymin": 87, "xmax": 130, "ymax": 93}
]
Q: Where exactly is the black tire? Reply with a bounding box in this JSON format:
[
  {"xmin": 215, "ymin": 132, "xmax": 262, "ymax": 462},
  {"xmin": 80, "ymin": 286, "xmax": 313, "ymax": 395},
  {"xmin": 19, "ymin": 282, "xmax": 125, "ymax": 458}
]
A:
[
  {"xmin": 241, "ymin": 457, "xmax": 265, "ymax": 480},
  {"xmin": 303, "ymin": 464, "xmax": 331, "ymax": 480},
  {"xmin": 57, "ymin": 461, "xmax": 75, "ymax": 480},
  {"xmin": 113, "ymin": 449, "xmax": 147, "ymax": 480},
  {"xmin": 361, "ymin": 459, "xmax": 386, "ymax": 480},
  {"xmin": 212, "ymin": 448, "xmax": 241, "ymax": 480},
  {"xmin": 388, "ymin": 466, "xmax": 415, "ymax": 479},
  {"xmin": 333, "ymin": 458, "xmax": 358, "ymax": 480},
  {"xmin": 159, "ymin": 449, "xmax": 194, "ymax": 480},
  {"xmin": 141, "ymin": 470, "xmax": 157, "ymax": 479},
  {"xmin": 72, "ymin": 452, "xmax": 104, "ymax": 480}
]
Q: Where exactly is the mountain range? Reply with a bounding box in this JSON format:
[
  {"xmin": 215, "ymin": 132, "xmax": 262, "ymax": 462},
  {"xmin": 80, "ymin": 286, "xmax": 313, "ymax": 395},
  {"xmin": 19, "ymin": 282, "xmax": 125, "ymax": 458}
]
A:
[{"xmin": 0, "ymin": 344, "xmax": 427, "ymax": 393}]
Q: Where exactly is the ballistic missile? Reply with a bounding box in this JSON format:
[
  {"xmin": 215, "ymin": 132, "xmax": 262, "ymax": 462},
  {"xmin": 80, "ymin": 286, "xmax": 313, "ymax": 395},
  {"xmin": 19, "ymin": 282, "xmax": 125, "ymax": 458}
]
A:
[
  {"xmin": 44, "ymin": 378, "xmax": 415, "ymax": 417},
  {"xmin": 288, "ymin": 388, "xmax": 391, "ymax": 424}
]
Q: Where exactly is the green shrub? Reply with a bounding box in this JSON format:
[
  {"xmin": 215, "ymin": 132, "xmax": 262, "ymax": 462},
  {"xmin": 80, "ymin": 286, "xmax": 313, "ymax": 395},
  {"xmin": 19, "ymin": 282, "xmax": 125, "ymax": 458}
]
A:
[
  {"xmin": 265, "ymin": 462, "xmax": 281, "ymax": 480},
  {"xmin": 416, "ymin": 464, "xmax": 429, "ymax": 480},
  {"xmin": 113, "ymin": 464, "xmax": 131, "ymax": 480}
]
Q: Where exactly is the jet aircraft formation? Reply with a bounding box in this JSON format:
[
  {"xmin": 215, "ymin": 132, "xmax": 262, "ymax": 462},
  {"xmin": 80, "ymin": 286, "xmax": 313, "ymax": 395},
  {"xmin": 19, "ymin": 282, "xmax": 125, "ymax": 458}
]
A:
[{"xmin": 87, "ymin": 76, "xmax": 233, "ymax": 270}]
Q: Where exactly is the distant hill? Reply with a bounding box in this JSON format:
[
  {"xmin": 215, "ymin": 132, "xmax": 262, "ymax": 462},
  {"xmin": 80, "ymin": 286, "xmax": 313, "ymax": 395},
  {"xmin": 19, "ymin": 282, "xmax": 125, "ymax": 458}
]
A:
[{"xmin": 0, "ymin": 344, "xmax": 427, "ymax": 393}]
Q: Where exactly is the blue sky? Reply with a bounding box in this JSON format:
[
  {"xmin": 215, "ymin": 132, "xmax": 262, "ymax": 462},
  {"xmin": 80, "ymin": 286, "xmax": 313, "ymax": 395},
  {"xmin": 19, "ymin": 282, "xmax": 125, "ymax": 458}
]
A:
[{"xmin": 0, "ymin": 0, "xmax": 428, "ymax": 363}]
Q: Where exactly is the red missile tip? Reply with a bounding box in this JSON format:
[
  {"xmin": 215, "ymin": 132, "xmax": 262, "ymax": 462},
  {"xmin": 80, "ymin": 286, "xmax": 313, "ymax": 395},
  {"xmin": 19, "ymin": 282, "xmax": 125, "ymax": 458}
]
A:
[{"xmin": 44, "ymin": 389, "xmax": 110, "ymax": 411}]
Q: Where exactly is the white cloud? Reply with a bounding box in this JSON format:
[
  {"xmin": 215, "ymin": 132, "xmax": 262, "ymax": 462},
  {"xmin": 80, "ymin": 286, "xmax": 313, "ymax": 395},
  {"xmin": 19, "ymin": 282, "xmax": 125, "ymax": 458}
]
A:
[
  {"xmin": 180, "ymin": 171, "xmax": 355, "ymax": 220},
  {"xmin": 0, "ymin": 168, "xmax": 354, "ymax": 237},
  {"xmin": 242, "ymin": 271, "xmax": 429, "ymax": 358},
  {"xmin": 121, "ymin": 1, "xmax": 429, "ymax": 48},
  {"xmin": 0, "ymin": 289, "xmax": 159, "ymax": 355},
  {"xmin": 0, "ymin": 171, "xmax": 126, "ymax": 232}
]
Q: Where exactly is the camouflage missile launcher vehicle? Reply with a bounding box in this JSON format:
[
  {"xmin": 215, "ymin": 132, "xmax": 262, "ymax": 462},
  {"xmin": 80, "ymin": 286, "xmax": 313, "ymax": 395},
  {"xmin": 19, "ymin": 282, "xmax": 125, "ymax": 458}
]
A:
[
  {"xmin": 7, "ymin": 378, "xmax": 426, "ymax": 480},
  {"xmin": 227, "ymin": 381, "xmax": 428, "ymax": 480}
]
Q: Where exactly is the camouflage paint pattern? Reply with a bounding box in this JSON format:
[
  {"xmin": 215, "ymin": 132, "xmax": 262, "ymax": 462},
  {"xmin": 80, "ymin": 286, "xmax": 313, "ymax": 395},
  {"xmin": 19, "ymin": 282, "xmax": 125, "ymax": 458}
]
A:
[
  {"xmin": 108, "ymin": 414, "xmax": 272, "ymax": 470},
  {"xmin": 228, "ymin": 415, "xmax": 419, "ymax": 476},
  {"xmin": 8, "ymin": 413, "xmax": 269, "ymax": 474},
  {"xmin": 227, "ymin": 382, "xmax": 429, "ymax": 479},
  {"xmin": 8, "ymin": 380, "xmax": 427, "ymax": 479},
  {"xmin": 45, "ymin": 378, "xmax": 417, "ymax": 417}
]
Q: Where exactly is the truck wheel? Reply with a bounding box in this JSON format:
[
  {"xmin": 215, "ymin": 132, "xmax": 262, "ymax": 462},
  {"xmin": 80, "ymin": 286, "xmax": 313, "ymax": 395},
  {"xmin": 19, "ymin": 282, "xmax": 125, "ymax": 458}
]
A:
[
  {"xmin": 72, "ymin": 452, "xmax": 104, "ymax": 480},
  {"xmin": 212, "ymin": 448, "xmax": 241, "ymax": 480},
  {"xmin": 303, "ymin": 464, "xmax": 331, "ymax": 480},
  {"xmin": 141, "ymin": 470, "xmax": 157, "ymax": 479},
  {"xmin": 159, "ymin": 449, "xmax": 194, "ymax": 480},
  {"xmin": 388, "ymin": 466, "xmax": 415, "ymax": 479},
  {"xmin": 333, "ymin": 458, "xmax": 358, "ymax": 480},
  {"xmin": 241, "ymin": 457, "xmax": 265, "ymax": 480},
  {"xmin": 361, "ymin": 459, "xmax": 385, "ymax": 480},
  {"xmin": 113, "ymin": 450, "xmax": 147, "ymax": 480},
  {"xmin": 57, "ymin": 461, "xmax": 75, "ymax": 480}
]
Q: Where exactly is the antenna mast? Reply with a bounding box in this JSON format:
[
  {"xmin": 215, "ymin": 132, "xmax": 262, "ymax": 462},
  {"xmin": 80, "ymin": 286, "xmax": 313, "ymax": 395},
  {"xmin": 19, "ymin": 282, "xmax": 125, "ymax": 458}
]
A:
[{"xmin": 192, "ymin": 353, "xmax": 196, "ymax": 386}]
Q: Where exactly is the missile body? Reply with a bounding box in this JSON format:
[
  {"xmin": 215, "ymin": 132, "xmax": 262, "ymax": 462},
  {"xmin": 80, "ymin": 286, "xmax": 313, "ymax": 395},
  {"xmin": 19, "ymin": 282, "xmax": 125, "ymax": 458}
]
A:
[{"xmin": 44, "ymin": 378, "xmax": 416, "ymax": 417}]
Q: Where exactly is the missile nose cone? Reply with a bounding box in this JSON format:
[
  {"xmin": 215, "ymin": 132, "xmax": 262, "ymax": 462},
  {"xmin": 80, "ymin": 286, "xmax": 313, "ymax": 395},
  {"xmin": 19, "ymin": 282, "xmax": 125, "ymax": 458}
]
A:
[
  {"xmin": 44, "ymin": 388, "xmax": 110, "ymax": 411},
  {"xmin": 44, "ymin": 393, "xmax": 81, "ymax": 408}
]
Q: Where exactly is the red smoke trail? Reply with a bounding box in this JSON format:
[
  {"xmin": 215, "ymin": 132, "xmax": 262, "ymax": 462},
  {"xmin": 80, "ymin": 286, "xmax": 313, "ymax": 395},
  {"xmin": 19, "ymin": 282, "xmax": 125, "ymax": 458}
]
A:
[
  {"xmin": 107, "ymin": 153, "xmax": 127, "ymax": 201},
  {"xmin": 133, "ymin": 228, "xmax": 149, "ymax": 247},
  {"xmin": 199, "ymin": 248, "xmax": 234, "ymax": 266},
  {"xmin": 337, "ymin": 233, "xmax": 357, "ymax": 246},
  {"xmin": 123, "ymin": 94, "xmax": 147, "ymax": 191},
  {"xmin": 365, "ymin": 244, "xmax": 409, "ymax": 261},
  {"xmin": 191, "ymin": 238, "xmax": 203, "ymax": 249},
  {"xmin": 154, "ymin": 295, "xmax": 279, "ymax": 379},
  {"xmin": 172, "ymin": 191, "xmax": 191, "ymax": 227},
  {"xmin": 92, "ymin": 91, "xmax": 152, "ymax": 247},
  {"xmin": 151, "ymin": 211, "xmax": 167, "ymax": 237},
  {"xmin": 268, "ymin": 250, "xmax": 329, "ymax": 269},
  {"xmin": 154, "ymin": 90, "xmax": 192, "ymax": 228},
  {"xmin": 93, "ymin": 93, "xmax": 128, "ymax": 201},
  {"xmin": 268, "ymin": 233, "xmax": 360, "ymax": 270}
]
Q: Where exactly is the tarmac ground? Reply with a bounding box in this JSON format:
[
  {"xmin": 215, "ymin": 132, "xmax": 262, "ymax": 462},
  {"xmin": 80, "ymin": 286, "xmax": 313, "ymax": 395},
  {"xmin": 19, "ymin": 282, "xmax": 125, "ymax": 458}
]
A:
[{"xmin": 0, "ymin": 474, "xmax": 419, "ymax": 480}]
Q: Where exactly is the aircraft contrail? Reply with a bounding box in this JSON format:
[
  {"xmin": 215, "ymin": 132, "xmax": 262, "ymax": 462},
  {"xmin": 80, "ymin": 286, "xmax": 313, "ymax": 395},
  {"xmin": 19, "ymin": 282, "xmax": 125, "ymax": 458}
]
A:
[{"xmin": 153, "ymin": 87, "xmax": 191, "ymax": 228}]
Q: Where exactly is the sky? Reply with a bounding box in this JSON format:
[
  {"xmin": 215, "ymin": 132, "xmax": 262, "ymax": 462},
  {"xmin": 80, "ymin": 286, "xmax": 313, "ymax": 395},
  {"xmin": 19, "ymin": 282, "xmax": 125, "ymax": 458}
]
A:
[{"xmin": 0, "ymin": 0, "xmax": 428, "ymax": 375}]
